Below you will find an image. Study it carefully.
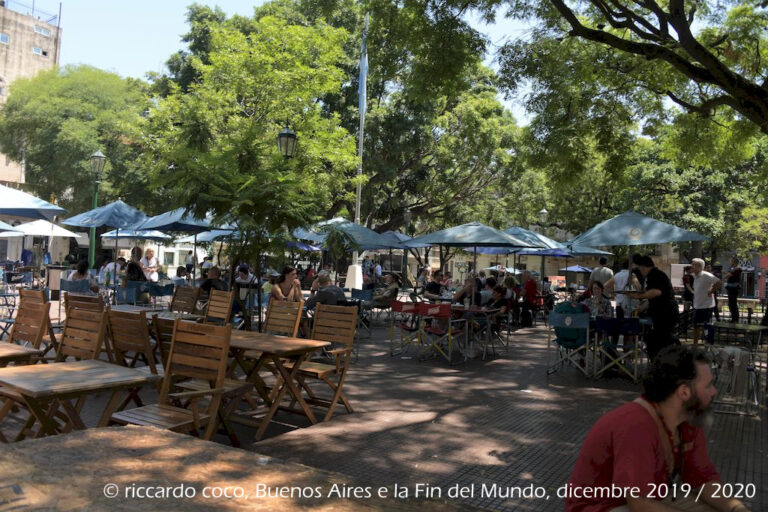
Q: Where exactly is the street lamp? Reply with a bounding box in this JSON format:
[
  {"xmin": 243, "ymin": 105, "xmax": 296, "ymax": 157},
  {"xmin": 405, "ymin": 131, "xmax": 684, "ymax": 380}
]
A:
[
  {"xmin": 88, "ymin": 150, "xmax": 106, "ymax": 267},
  {"xmin": 538, "ymin": 207, "xmax": 549, "ymax": 226},
  {"xmin": 277, "ymin": 127, "xmax": 297, "ymax": 158}
]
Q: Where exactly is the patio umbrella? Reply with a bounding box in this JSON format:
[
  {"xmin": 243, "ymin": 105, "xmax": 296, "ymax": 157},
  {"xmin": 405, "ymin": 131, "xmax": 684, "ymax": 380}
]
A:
[
  {"xmin": 135, "ymin": 208, "xmax": 222, "ymax": 281},
  {"xmin": 0, "ymin": 184, "xmax": 66, "ymax": 220},
  {"xmin": 101, "ymin": 229, "xmax": 171, "ymax": 242},
  {"xmin": 0, "ymin": 221, "xmax": 20, "ymax": 233},
  {"xmin": 568, "ymin": 210, "xmax": 709, "ymax": 247},
  {"xmin": 177, "ymin": 230, "xmax": 236, "ymax": 244},
  {"xmin": 0, "ymin": 219, "xmax": 81, "ymax": 238},
  {"xmin": 403, "ymin": 222, "xmax": 543, "ymax": 302},
  {"xmin": 317, "ymin": 218, "xmax": 393, "ymax": 250},
  {"xmin": 286, "ymin": 241, "xmax": 322, "ymax": 252},
  {"xmin": 559, "ymin": 265, "xmax": 593, "ymax": 273}
]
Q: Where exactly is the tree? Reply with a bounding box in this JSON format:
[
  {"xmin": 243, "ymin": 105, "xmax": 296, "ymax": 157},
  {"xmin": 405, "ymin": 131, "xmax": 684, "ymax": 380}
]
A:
[
  {"xmin": 144, "ymin": 14, "xmax": 357, "ymax": 277},
  {"xmin": 0, "ymin": 65, "xmax": 153, "ymax": 212}
]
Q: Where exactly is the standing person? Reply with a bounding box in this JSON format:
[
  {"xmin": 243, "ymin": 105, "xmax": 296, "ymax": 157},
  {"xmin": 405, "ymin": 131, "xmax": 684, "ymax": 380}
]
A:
[
  {"xmin": 705, "ymin": 263, "xmax": 720, "ymax": 321},
  {"xmin": 588, "ymin": 256, "xmax": 614, "ymax": 290},
  {"xmin": 605, "ymin": 260, "xmax": 641, "ymax": 319},
  {"xmin": 362, "ymin": 255, "xmax": 373, "ymax": 277},
  {"xmin": 374, "ymin": 259, "xmax": 382, "ymax": 282},
  {"xmin": 139, "ymin": 248, "xmax": 159, "ymax": 282},
  {"xmin": 724, "ymin": 257, "xmax": 742, "ymax": 323},
  {"xmin": 690, "ymin": 259, "xmax": 720, "ymax": 344},
  {"xmin": 271, "ymin": 265, "xmax": 302, "ymax": 302},
  {"xmin": 130, "ymin": 246, "xmax": 143, "ymax": 263},
  {"xmin": 625, "ymin": 255, "xmax": 679, "ymax": 361},
  {"xmin": 566, "ymin": 345, "xmax": 751, "ymax": 512},
  {"xmin": 682, "ymin": 265, "xmax": 695, "ymax": 311},
  {"xmin": 184, "ymin": 250, "xmax": 195, "ymax": 274}
]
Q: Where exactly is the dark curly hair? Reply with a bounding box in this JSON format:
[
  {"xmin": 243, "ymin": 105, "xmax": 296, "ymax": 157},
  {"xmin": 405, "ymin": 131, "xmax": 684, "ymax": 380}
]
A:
[{"xmin": 643, "ymin": 345, "xmax": 711, "ymax": 403}]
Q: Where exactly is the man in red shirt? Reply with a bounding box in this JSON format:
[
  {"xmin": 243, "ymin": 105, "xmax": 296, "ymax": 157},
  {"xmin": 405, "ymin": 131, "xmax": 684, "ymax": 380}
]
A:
[{"xmin": 567, "ymin": 345, "xmax": 750, "ymax": 512}]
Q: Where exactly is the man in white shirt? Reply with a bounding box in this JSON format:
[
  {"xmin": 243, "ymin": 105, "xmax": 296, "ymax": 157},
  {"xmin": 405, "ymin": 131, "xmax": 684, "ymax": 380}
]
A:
[
  {"xmin": 691, "ymin": 258, "xmax": 721, "ymax": 344},
  {"xmin": 588, "ymin": 256, "xmax": 614, "ymax": 290}
]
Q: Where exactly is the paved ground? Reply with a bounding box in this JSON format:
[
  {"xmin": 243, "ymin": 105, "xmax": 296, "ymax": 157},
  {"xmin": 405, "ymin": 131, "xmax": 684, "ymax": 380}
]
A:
[{"xmin": 1, "ymin": 313, "xmax": 764, "ymax": 511}]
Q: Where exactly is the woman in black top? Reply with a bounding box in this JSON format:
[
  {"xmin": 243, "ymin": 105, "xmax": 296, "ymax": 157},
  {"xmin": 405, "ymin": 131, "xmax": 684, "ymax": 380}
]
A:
[
  {"xmin": 724, "ymin": 257, "xmax": 742, "ymax": 323},
  {"xmin": 625, "ymin": 256, "xmax": 679, "ymax": 361}
]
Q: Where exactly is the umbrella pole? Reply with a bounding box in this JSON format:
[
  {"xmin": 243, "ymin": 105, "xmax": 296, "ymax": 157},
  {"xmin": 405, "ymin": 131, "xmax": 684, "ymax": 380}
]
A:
[
  {"xmin": 113, "ymin": 228, "xmax": 119, "ymax": 305},
  {"xmin": 473, "ymin": 245, "xmax": 477, "ymax": 306},
  {"xmin": 193, "ymin": 233, "xmax": 197, "ymax": 282}
]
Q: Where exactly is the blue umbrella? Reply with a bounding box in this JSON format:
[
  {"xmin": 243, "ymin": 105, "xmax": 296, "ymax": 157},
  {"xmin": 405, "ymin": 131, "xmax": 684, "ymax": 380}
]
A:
[
  {"xmin": 292, "ymin": 227, "xmax": 326, "ymax": 244},
  {"xmin": 402, "ymin": 222, "xmax": 538, "ymax": 248},
  {"xmin": 62, "ymin": 200, "xmax": 146, "ymax": 230},
  {"xmin": 0, "ymin": 184, "xmax": 66, "ymax": 220},
  {"xmin": 177, "ymin": 230, "xmax": 237, "ymax": 244},
  {"xmin": 101, "ymin": 229, "xmax": 171, "ymax": 242},
  {"xmin": 135, "ymin": 208, "xmax": 214, "ymax": 233},
  {"xmin": 293, "ymin": 218, "xmax": 393, "ymax": 251},
  {"xmin": 560, "ymin": 265, "xmax": 593, "ymax": 273},
  {"xmin": 568, "ymin": 210, "xmax": 709, "ymax": 247},
  {"xmin": 0, "ymin": 220, "xmax": 20, "ymax": 233},
  {"xmin": 286, "ymin": 241, "xmax": 322, "ymax": 252}
]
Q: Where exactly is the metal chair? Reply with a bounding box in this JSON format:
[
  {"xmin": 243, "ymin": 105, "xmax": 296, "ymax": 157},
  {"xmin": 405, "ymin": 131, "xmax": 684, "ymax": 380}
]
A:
[
  {"xmin": 593, "ymin": 317, "xmax": 643, "ymax": 383},
  {"xmin": 546, "ymin": 307, "xmax": 591, "ymax": 377}
]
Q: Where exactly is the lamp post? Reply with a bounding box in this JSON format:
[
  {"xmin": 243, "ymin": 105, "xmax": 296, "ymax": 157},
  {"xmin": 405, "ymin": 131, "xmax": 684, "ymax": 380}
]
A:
[
  {"xmin": 402, "ymin": 208, "xmax": 412, "ymax": 287},
  {"xmin": 537, "ymin": 207, "xmax": 549, "ymax": 284},
  {"xmin": 277, "ymin": 126, "xmax": 297, "ymax": 158},
  {"xmin": 88, "ymin": 150, "xmax": 106, "ymax": 268}
]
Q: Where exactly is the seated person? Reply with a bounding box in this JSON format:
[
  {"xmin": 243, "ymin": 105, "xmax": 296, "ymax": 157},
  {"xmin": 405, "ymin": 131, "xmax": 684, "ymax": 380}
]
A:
[
  {"xmin": 368, "ymin": 274, "xmax": 399, "ymax": 308},
  {"xmin": 423, "ymin": 270, "xmax": 445, "ymax": 300},
  {"xmin": 172, "ymin": 266, "xmax": 188, "ymax": 287},
  {"xmin": 200, "ymin": 266, "xmax": 229, "ymax": 295},
  {"xmin": 478, "ymin": 277, "xmax": 497, "ymax": 306},
  {"xmin": 453, "ymin": 274, "xmax": 477, "ymax": 304},
  {"xmin": 272, "ymin": 266, "xmax": 303, "ymax": 302},
  {"xmin": 475, "ymin": 286, "xmax": 511, "ymax": 332},
  {"xmin": 235, "ymin": 264, "xmax": 256, "ymax": 287},
  {"xmin": 305, "ymin": 273, "xmax": 346, "ymax": 310},
  {"xmin": 70, "ymin": 259, "xmax": 99, "ymax": 293},
  {"xmin": 586, "ymin": 281, "xmax": 613, "ymax": 318},
  {"xmin": 139, "ymin": 248, "xmax": 160, "ymax": 282},
  {"xmin": 124, "ymin": 261, "xmax": 150, "ymax": 302}
]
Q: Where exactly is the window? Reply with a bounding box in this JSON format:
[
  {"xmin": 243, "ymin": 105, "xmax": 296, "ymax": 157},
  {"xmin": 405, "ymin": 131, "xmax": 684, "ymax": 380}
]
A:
[
  {"xmin": 163, "ymin": 252, "xmax": 175, "ymax": 266},
  {"xmin": 32, "ymin": 47, "xmax": 48, "ymax": 57},
  {"xmin": 0, "ymin": 33, "xmax": 9, "ymax": 45},
  {"xmin": 34, "ymin": 25, "xmax": 51, "ymax": 37}
]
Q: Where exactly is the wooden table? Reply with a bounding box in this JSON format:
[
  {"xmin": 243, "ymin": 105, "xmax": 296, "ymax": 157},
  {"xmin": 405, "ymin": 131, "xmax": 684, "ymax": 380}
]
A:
[
  {"xmin": 712, "ymin": 321, "xmax": 768, "ymax": 348},
  {"xmin": 108, "ymin": 304, "xmax": 166, "ymax": 313},
  {"xmin": 0, "ymin": 343, "xmax": 43, "ymax": 367},
  {"xmin": 0, "ymin": 426, "xmax": 470, "ymax": 511},
  {"xmin": 229, "ymin": 331, "xmax": 330, "ymax": 441},
  {"xmin": 0, "ymin": 359, "xmax": 160, "ymax": 441},
  {"xmin": 152, "ymin": 311, "xmax": 204, "ymax": 321}
]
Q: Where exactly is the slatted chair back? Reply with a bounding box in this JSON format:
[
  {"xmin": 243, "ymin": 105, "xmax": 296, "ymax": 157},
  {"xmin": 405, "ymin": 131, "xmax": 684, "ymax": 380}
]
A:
[
  {"xmin": 170, "ymin": 286, "xmax": 200, "ymax": 314},
  {"xmin": 204, "ymin": 289, "xmax": 234, "ymax": 325},
  {"xmin": 8, "ymin": 301, "xmax": 49, "ymax": 349},
  {"xmin": 57, "ymin": 308, "xmax": 107, "ymax": 361},
  {"xmin": 151, "ymin": 314, "xmax": 176, "ymax": 367},
  {"xmin": 64, "ymin": 293, "xmax": 104, "ymax": 314},
  {"xmin": 19, "ymin": 289, "xmax": 46, "ymax": 306},
  {"xmin": 264, "ymin": 299, "xmax": 303, "ymax": 337},
  {"xmin": 159, "ymin": 320, "xmax": 231, "ymax": 404},
  {"xmin": 107, "ymin": 309, "xmax": 158, "ymax": 373},
  {"xmin": 311, "ymin": 304, "xmax": 357, "ymax": 349}
]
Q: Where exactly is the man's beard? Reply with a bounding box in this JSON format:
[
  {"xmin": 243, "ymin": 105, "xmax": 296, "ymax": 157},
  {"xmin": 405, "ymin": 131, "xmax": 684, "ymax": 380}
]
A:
[{"xmin": 684, "ymin": 390, "xmax": 714, "ymax": 430}]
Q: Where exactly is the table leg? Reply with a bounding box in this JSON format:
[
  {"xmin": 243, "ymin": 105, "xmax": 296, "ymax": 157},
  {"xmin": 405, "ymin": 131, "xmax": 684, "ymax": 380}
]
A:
[
  {"xmin": 253, "ymin": 353, "xmax": 311, "ymax": 442},
  {"xmin": 98, "ymin": 390, "xmax": 126, "ymax": 427},
  {"xmin": 59, "ymin": 399, "xmax": 88, "ymax": 431},
  {"xmin": 272, "ymin": 353, "xmax": 317, "ymax": 424},
  {"xmin": 18, "ymin": 398, "xmax": 60, "ymax": 440}
]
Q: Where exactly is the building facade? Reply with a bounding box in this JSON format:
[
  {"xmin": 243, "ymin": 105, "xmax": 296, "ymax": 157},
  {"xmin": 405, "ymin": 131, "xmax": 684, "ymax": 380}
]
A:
[{"xmin": 0, "ymin": 1, "xmax": 61, "ymax": 183}]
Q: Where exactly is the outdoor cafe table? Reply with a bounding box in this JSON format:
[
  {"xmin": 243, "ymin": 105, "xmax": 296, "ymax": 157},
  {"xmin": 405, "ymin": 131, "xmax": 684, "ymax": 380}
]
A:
[
  {"xmin": 0, "ymin": 426, "xmax": 471, "ymax": 511},
  {"xmin": 0, "ymin": 344, "xmax": 43, "ymax": 367},
  {"xmin": 711, "ymin": 321, "xmax": 768, "ymax": 348},
  {"xmin": 229, "ymin": 331, "xmax": 330, "ymax": 441},
  {"xmin": 0, "ymin": 359, "xmax": 160, "ymax": 441},
  {"xmin": 450, "ymin": 305, "xmax": 500, "ymax": 360},
  {"xmin": 108, "ymin": 304, "xmax": 166, "ymax": 314}
]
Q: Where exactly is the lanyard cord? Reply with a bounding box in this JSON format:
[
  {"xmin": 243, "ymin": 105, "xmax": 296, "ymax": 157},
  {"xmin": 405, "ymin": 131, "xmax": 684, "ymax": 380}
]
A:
[{"xmin": 652, "ymin": 402, "xmax": 684, "ymax": 480}]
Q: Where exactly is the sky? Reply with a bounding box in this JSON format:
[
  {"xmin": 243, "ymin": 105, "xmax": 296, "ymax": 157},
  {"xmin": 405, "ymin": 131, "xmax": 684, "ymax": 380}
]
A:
[{"xmin": 26, "ymin": 0, "xmax": 531, "ymax": 122}]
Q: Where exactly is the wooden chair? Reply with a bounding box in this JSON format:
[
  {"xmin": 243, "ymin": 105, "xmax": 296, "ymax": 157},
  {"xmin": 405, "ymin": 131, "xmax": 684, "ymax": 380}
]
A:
[
  {"xmin": 151, "ymin": 314, "xmax": 176, "ymax": 369},
  {"xmin": 204, "ymin": 289, "xmax": 234, "ymax": 325},
  {"xmin": 285, "ymin": 303, "xmax": 358, "ymax": 422},
  {"xmin": 56, "ymin": 308, "xmax": 107, "ymax": 362},
  {"xmin": 110, "ymin": 320, "xmax": 232, "ymax": 441},
  {"xmin": 64, "ymin": 293, "xmax": 104, "ymax": 315},
  {"xmin": 19, "ymin": 289, "xmax": 59, "ymax": 356},
  {"xmin": 6, "ymin": 302, "xmax": 49, "ymax": 353},
  {"xmin": 264, "ymin": 300, "xmax": 303, "ymax": 337},
  {"xmin": 170, "ymin": 287, "xmax": 200, "ymax": 314}
]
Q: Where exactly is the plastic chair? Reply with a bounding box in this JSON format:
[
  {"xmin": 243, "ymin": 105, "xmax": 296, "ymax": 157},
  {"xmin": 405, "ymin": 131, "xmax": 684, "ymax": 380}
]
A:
[{"xmin": 546, "ymin": 306, "xmax": 591, "ymax": 377}]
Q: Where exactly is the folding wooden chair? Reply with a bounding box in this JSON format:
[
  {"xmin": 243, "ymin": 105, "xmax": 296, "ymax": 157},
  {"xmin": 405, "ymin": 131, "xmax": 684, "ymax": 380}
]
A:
[
  {"xmin": 106, "ymin": 309, "xmax": 161, "ymax": 406},
  {"xmin": 263, "ymin": 300, "xmax": 303, "ymax": 337},
  {"xmin": 170, "ymin": 286, "xmax": 200, "ymax": 314},
  {"xmin": 110, "ymin": 320, "xmax": 232, "ymax": 441},
  {"xmin": 64, "ymin": 293, "xmax": 104, "ymax": 315},
  {"xmin": 5, "ymin": 302, "xmax": 49, "ymax": 354},
  {"xmin": 285, "ymin": 303, "xmax": 358, "ymax": 422},
  {"xmin": 593, "ymin": 317, "xmax": 643, "ymax": 383},
  {"xmin": 151, "ymin": 314, "xmax": 176, "ymax": 369},
  {"xmin": 204, "ymin": 289, "xmax": 234, "ymax": 325},
  {"xmin": 19, "ymin": 289, "xmax": 59, "ymax": 356}
]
